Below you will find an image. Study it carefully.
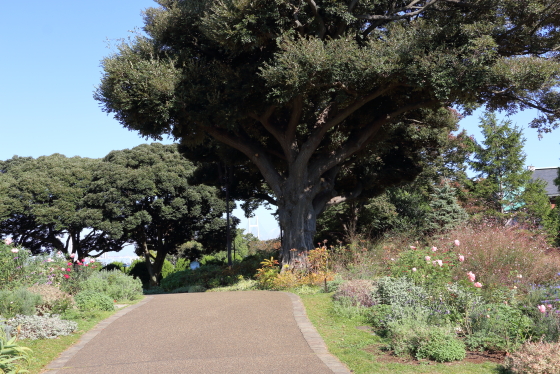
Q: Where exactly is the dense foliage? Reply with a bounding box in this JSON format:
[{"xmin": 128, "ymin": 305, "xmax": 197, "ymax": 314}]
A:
[{"xmin": 96, "ymin": 0, "xmax": 560, "ymax": 264}]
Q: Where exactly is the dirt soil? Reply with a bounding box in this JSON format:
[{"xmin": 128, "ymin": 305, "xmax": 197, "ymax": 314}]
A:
[{"xmin": 364, "ymin": 344, "xmax": 506, "ymax": 365}]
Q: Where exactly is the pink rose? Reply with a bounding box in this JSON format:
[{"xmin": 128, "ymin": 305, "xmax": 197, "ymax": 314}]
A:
[
  {"xmin": 454, "ymin": 240, "xmax": 460, "ymax": 246},
  {"xmin": 47, "ymin": 258, "xmax": 53, "ymax": 263},
  {"xmin": 410, "ymin": 246, "xmax": 417, "ymax": 250},
  {"xmin": 90, "ymin": 259, "xmax": 95, "ymax": 263},
  {"xmin": 412, "ymin": 268, "xmax": 417, "ymax": 272},
  {"xmin": 538, "ymin": 305, "xmax": 546, "ymax": 313},
  {"xmin": 474, "ymin": 282, "xmax": 482, "ymax": 288},
  {"xmin": 66, "ymin": 268, "xmax": 71, "ymax": 272},
  {"xmin": 467, "ymin": 271, "xmax": 476, "ymax": 282},
  {"xmin": 425, "ymin": 256, "xmax": 431, "ymax": 262},
  {"xmin": 431, "ymin": 246, "xmax": 437, "ymax": 252},
  {"xmin": 4, "ymin": 237, "xmax": 13, "ymax": 245},
  {"xmin": 547, "ymin": 304, "xmax": 553, "ymax": 310},
  {"xmin": 64, "ymin": 274, "xmax": 70, "ymax": 279},
  {"xmin": 69, "ymin": 253, "xmax": 75, "ymax": 258},
  {"xmin": 436, "ymin": 260, "xmax": 443, "ymax": 267},
  {"xmin": 11, "ymin": 248, "xmax": 18, "ymax": 253},
  {"xmin": 458, "ymin": 255, "xmax": 465, "ymax": 262}
]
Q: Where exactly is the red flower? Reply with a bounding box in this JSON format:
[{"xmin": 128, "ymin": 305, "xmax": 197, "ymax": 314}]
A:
[
  {"xmin": 64, "ymin": 274, "xmax": 70, "ymax": 279},
  {"xmin": 66, "ymin": 268, "xmax": 71, "ymax": 272}
]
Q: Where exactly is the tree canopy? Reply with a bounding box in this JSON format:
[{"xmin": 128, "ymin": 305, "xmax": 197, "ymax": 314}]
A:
[
  {"xmin": 87, "ymin": 143, "xmax": 230, "ymax": 285},
  {"xmin": 95, "ymin": 0, "xmax": 560, "ymax": 265},
  {"xmin": 0, "ymin": 155, "xmax": 126, "ymax": 257}
]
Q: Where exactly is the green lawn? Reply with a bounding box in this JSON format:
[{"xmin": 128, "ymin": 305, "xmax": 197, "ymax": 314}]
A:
[{"xmin": 300, "ymin": 293, "xmax": 504, "ymax": 374}]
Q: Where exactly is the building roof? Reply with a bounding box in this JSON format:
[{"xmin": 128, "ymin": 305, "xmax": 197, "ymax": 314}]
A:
[{"xmin": 531, "ymin": 167, "xmax": 560, "ymax": 197}]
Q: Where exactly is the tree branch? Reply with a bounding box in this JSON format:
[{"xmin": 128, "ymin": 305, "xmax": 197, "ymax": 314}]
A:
[
  {"xmin": 309, "ymin": 100, "xmax": 438, "ymax": 181},
  {"xmin": 203, "ymin": 125, "xmax": 284, "ymax": 195},
  {"xmin": 305, "ymin": 0, "xmax": 327, "ymax": 39},
  {"xmin": 295, "ymin": 85, "xmax": 395, "ymax": 170}
]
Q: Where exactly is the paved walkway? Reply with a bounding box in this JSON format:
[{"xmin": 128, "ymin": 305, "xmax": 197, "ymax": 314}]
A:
[{"xmin": 43, "ymin": 291, "xmax": 350, "ymax": 374}]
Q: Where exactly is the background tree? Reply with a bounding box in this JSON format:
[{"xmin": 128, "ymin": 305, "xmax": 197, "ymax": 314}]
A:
[
  {"xmin": 95, "ymin": 0, "xmax": 560, "ymax": 265},
  {"xmin": 86, "ymin": 143, "xmax": 230, "ymax": 286},
  {"xmin": 0, "ymin": 155, "xmax": 126, "ymax": 258}
]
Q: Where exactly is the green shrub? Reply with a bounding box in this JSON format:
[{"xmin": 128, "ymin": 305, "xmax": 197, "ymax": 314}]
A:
[
  {"xmin": 100, "ymin": 261, "xmax": 126, "ymax": 273},
  {"xmin": 188, "ymin": 285, "xmax": 206, "ymax": 293},
  {"xmin": 504, "ymin": 341, "xmax": 560, "ymax": 374},
  {"xmin": 0, "ymin": 289, "xmax": 42, "ymax": 318},
  {"xmin": 160, "ymin": 265, "xmax": 228, "ymax": 291},
  {"xmin": 465, "ymin": 303, "xmax": 532, "ymax": 352},
  {"xmin": 171, "ymin": 286, "xmax": 190, "ymax": 293},
  {"xmin": 128, "ymin": 260, "xmax": 150, "ymax": 288},
  {"xmin": 174, "ymin": 258, "xmax": 190, "ymax": 272},
  {"xmin": 160, "ymin": 260, "xmax": 175, "ymax": 279},
  {"xmin": 5, "ymin": 314, "xmax": 78, "ymax": 340},
  {"xmin": 74, "ymin": 291, "xmax": 114, "ymax": 312},
  {"xmin": 415, "ymin": 329, "xmax": 466, "ymax": 362},
  {"xmin": 81, "ymin": 270, "xmax": 143, "ymax": 302}
]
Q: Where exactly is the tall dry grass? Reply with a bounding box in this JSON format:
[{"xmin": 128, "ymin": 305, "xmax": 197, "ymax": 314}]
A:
[{"xmin": 431, "ymin": 224, "xmax": 560, "ymax": 289}]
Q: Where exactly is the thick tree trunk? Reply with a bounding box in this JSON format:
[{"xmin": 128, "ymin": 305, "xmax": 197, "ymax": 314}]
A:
[{"xmin": 277, "ymin": 191, "xmax": 317, "ymax": 267}]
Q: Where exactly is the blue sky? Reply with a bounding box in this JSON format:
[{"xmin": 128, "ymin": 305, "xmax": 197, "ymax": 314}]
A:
[{"xmin": 1, "ymin": 1, "xmax": 559, "ymax": 249}]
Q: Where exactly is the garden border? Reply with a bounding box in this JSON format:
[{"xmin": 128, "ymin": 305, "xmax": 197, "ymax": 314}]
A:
[
  {"xmin": 42, "ymin": 296, "xmax": 154, "ymax": 373},
  {"xmin": 284, "ymin": 292, "xmax": 351, "ymax": 374}
]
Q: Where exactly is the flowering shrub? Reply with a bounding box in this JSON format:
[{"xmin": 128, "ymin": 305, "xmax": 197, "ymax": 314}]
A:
[
  {"xmin": 433, "ymin": 224, "xmax": 560, "ymax": 290},
  {"xmin": 5, "ymin": 314, "xmax": 77, "ymax": 340},
  {"xmin": 390, "ymin": 241, "xmax": 462, "ymax": 288},
  {"xmin": 27, "ymin": 284, "xmax": 75, "ymax": 315}
]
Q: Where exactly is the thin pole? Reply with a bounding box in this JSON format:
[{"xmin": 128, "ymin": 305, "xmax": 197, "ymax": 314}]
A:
[{"xmin": 226, "ymin": 166, "xmax": 232, "ymax": 267}]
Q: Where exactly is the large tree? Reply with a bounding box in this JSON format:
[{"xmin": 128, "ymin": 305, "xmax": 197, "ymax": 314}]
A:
[
  {"xmin": 86, "ymin": 143, "xmax": 230, "ymax": 285},
  {"xmin": 0, "ymin": 155, "xmax": 126, "ymax": 258},
  {"xmin": 95, "ymin": 0, "xmax": 560, "ymax": 265}
]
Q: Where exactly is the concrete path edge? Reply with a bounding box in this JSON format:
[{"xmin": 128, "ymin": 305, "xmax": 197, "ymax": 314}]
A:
[
  {"xmin": 42, "ymin": 296, "xmax": 154, "ymax": 373},
  {"xmin": 284, "ymin": 292, "xmax": 351, "ymax": 374}
]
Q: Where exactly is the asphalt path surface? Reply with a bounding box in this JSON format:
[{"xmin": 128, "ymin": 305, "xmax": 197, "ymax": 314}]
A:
[{"xmin": 43, "ymin": 291, "xmax": 350, "ymax": 374}]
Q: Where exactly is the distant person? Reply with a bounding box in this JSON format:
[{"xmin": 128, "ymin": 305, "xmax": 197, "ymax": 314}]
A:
[{"xmin": 190, "ymin": 259, "xmax": 200, "ymax": 270}]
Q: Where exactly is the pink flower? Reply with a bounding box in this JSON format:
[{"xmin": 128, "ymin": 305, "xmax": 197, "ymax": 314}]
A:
[
  {"xmin": 4, "ymin": 237, "xmax": 13, "ymax": 245},
  {"xmin": 11, "ymin": 248, "xmax": 18, "ymax": 253},
  {"xmin": 69, "ymin": 253, "xmax": 75, "ymax": 258},
  {"xmin": 538, "ymin": 305, "xmax": 547, "ymax": 313},
  {"xmin": 67, "ymin": 262, "xmax": 72, "ymax": 266},
  {"xmin": 410, "ymin": 246, "xmax": 417, "ymax": 250},
  {"xmin": 64, "ymin": 274, "xmax": 70, "ymax": 279},
  {"xmin": 47, "ymin": 258, "xmax": 53, "ymax": 263},
  {"xmin": 454, "ymin": 240, "xmax": 460, "ymax": 246},
  {"xmin": 89, "ymin": 259, "xmax": 95, "ymax": 263},
  {"xmin": 458, "ymin": 255, "xmax": 465, "ymax": 262},
  {"xmin": 474, "ymin": 282, "xmax": 482, "ymax": 288},
  {"xmin": 547, "ymin": 304, "xmax": 553, "ymax": 310},
  {"xmin": 412, "ymin": 268, "xmax": 417, "ymax": 272},
  {"xmin": 431, "ymin": 246, "xmax": 437, "ymax": 252},
  {"xmin": 436, "ymin": 260, "xmax": 443, "ymax": 267},
  {"xmin": 425, "ymin": 256, "xmax": 431, "ymax": 262},
  {"xmin": 467, "ymin": 271, "xmax": 476, "ymax": 282},
  {"xmin": 66, "ymin": 268, "xmax": 71, "ymax": 272}
]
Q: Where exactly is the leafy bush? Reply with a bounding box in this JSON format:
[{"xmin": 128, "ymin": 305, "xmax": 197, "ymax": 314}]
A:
[
  {"xmin": 188, "ymin": 285, "xmax": 206, "ymax": 293},
  {"xmin": 6, "ymin": 314, "xmax": 77, "ymax": 340},
  {"xmin": 128, "ymin": 260, "xmax": 150, "ymax": 288},
  {"xmin": 415, "ymin": 329, "xmax": 466, "ymax": 362},
  {"xmin": 375, "ymin": 277, "xmax": 428, "ymax": 310},
  {"xmin": 465, "ymin": 303, "xmax": 532, "ymax": 352},
  {"xmin": 27, "ymin": 284, "xmax": 74, "ymax": 315},
  {"xmin": 504, "ymin": 341, "xmax": 560, "ymax": 374},
  {"xmin": 171, "ymin": 286, "xmax": 190, "ymax": 293},
  {"xmin": 80, "ymin": 270, "xmax": 143, "ymax": 302},
  {"xmin": 74, "ymin": 291, "xmax": 114, "ymax": 312},
  {"xmin": 0, "ymin": 322, "xmax": 31, "ymax": 373},
  {"xmin": 0, "ymin": 289, "xmax": 42, "ymax": 319},
  {"xmin": 333, "ymin": 279, "xmax": 377, "ymax": 307},
  {"xmin": 100, "ymin": 261, "xmax": 126, "ymax": 273},
  {"xmin": 160, "ymin": 265, "xmax": 232, "ymax": 291}
]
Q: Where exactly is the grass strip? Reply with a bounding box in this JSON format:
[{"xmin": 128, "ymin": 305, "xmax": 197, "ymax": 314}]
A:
[{"xmin": 299, "ymin": 292, "xmax": 502, "ymax": 374}]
